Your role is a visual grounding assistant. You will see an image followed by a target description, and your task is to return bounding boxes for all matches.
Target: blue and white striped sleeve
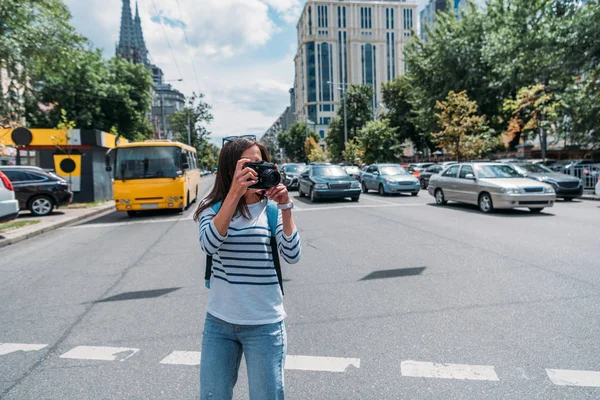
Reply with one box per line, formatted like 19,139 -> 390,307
199,208 -> 227,256
275,210 -> 301,264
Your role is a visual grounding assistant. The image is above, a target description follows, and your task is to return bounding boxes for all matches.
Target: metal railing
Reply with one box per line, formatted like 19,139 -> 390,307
560,164 -> 600,190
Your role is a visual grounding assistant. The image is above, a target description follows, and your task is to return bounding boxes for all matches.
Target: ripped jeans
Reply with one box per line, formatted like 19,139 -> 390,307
200,313 -> 286,400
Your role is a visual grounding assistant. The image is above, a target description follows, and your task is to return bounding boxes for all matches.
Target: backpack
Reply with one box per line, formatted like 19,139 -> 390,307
204,200 -> 284,295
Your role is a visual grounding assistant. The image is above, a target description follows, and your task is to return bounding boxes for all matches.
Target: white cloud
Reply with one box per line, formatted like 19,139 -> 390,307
64,0 -> 296,144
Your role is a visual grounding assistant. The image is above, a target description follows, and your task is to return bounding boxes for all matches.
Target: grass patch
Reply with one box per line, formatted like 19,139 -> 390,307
0,220 -> 40,233
67,201 -> 107,209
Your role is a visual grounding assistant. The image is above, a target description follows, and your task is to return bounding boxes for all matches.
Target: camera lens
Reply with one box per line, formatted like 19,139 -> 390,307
261,169 -> 281,188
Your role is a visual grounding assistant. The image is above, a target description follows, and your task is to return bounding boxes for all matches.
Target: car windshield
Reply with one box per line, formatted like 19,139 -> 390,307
343,166 -> 360,174
380,166 -> 408,176
284,165 -> 305,173
115,146 -> 181,180
514,164 -> 553,174
475,164 -> 522,178
312,166 -> 348,177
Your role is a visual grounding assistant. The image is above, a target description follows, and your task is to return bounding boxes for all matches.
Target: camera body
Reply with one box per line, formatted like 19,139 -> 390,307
244,161 -> 281,190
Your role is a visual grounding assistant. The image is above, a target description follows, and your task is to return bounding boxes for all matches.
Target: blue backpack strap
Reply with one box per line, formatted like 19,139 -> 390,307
204,201 -> 223,289
266,201 -> 284,295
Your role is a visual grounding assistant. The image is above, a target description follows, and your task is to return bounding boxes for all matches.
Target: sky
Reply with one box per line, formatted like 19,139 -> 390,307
63,0 -> 429,144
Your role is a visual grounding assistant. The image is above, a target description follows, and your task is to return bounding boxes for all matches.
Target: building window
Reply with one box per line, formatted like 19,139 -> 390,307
403,8 -> 413,30
318,43 -> 333,104
337,6 -> 346,28
319,130 -> 325,139
386,32 -> 396,81
308,105 -> 317,123
338,30 -> 348,87
360,7 -> 372,29
317,5 -> 328,28
386,8 -> 395,29
361,43 -> 377,110
306,42 -> 316,103
308,6 -> 312,35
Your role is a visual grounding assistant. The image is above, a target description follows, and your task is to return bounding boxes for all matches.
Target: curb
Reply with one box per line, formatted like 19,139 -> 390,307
0,204 -> 115,250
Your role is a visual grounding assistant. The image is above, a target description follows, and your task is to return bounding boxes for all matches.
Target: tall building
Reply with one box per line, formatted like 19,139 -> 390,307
117,0 -> 149,66
116,0 -> 185,140
294,0 -> 418,141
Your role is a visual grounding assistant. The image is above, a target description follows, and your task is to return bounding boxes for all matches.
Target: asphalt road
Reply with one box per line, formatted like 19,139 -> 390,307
1,176 -> 599,400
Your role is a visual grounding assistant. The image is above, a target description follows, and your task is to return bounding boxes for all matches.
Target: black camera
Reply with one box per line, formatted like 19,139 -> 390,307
244,161 -> 281,190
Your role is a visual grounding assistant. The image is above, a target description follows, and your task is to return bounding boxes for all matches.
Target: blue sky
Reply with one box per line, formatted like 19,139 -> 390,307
64,0 -> 428,144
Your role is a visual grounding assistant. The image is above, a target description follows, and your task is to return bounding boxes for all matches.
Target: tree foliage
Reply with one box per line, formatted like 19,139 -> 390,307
381,75 -> 421,148
357,119 -> 401,165
278,122 -> 319,162
169,92 -> 213,149
342,138 -> 364,164
434,91 -> 497,162
305,136 -> 328,163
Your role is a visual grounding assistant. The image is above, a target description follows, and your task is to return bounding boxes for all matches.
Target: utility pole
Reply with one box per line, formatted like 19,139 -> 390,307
160,94 -> 167,140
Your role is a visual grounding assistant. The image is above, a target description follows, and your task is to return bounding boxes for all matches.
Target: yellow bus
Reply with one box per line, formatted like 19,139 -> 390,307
106,140 -> 201,217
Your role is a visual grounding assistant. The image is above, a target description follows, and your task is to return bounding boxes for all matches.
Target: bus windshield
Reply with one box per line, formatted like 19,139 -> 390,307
115,146 -> 181,180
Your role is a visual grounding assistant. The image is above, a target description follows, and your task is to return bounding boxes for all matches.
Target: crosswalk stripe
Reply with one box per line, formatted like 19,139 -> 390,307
285,355 -> 360,372
0,343 -> 47,356
60,346 -> 139,362
160,351 -> 201,366
401,360 -> 500,381
546,368 -> 600,387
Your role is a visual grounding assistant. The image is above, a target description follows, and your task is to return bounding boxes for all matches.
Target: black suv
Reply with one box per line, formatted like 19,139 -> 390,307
0,166 -> 72,216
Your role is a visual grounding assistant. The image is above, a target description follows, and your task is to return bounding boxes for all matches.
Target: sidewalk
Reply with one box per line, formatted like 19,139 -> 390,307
0,201 -> 115,249
582,191 -> 599,201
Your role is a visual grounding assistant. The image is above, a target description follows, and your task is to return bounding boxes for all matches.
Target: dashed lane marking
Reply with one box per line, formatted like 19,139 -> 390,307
401,360 -> 500,381
160,351 -> 201,366
59,346 -> 140,362
0,343 -> 48,356
546,368 -> 600,387
285,355 -> 360,372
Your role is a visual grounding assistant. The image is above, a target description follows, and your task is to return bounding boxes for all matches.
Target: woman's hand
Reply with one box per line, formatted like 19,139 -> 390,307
266,184 -> 291,205
229,158 -> 258,200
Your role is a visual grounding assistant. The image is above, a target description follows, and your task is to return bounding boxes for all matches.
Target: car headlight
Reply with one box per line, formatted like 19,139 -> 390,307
351,181 -> 360,188
413,179 -> 419,184
314,183 -> 328,190
502,188 -> 521,194
545,186 -> 555,194
385,178 -> 395,184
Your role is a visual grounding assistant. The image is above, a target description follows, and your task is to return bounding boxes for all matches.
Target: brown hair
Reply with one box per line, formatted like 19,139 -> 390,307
193,137 -> 271,222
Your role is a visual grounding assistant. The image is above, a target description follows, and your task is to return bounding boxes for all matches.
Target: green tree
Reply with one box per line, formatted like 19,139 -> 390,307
169,92 -> 214,149
342,138 -> 364,165
305,136 -> 328,163
434,91 -> 494,162
326,84 -> 374,160
198,142 -> 219,170
381,75 -> 422,148
503,84 -> 561,157
357,119 -> 401,165
278,122 -> 319,162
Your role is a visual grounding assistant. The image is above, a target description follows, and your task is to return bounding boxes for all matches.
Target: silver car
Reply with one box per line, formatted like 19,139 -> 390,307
428,163 -> 556,213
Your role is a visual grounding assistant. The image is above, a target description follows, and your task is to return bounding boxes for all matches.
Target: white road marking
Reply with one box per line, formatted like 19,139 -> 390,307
294,203 -> 423,213
160,351 -> 201,366
60,346 -> 139,362
546,368 -> 600,387
401,360 -> 500,381
0,343 -> 47,356
285,355 -> 360,372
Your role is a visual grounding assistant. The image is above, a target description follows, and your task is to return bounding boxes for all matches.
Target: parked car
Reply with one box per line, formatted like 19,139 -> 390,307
419,164 -> 444,189
342,165 -> 362,180
511,163 -> 583,201
596,176 -> 600,197
401,163 -> 420,177
428,163 -> 555,213
411,162 -> 436,172
298,165 -> 361,202
0,166 -> 72,216
0,170 -> 20,223
281,163 -> 307,190
550,159 -> 590,173
361,164 -> 420,196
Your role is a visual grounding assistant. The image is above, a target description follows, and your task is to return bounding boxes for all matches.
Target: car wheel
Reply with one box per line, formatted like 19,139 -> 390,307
310,188 -> 317,203
478,192 -> 494,213
298,187 -> 305,197
29,195 -> 54,216
529,208 -> 544,213
127,211 -> 138,217
411,192 -> 419,197
362,182 -> 368,193
435,189 -> 447,205
420,179 -> 427,189
378,184 -> 386,196
351,196 -> 359,202
563,197 -> 573,202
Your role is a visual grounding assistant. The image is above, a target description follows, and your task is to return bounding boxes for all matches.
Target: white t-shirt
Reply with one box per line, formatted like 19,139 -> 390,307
199,201 -> 301,325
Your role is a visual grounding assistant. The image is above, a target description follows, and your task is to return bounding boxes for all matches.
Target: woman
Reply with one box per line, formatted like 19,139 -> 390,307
194,137 -> 301,400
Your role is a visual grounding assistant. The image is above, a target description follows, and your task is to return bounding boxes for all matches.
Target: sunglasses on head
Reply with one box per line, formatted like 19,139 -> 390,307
222,135 -> 257,146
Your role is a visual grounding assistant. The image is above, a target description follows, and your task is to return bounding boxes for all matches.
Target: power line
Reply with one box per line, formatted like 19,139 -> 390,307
174,0 -> 203,92
150,0 -> 184,80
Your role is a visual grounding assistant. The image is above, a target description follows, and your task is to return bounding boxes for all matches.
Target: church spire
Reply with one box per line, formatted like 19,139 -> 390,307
132,1 -> 149,66
117,0 -> 134,59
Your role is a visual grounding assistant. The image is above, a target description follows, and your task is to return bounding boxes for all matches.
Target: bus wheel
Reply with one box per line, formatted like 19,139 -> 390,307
127,211 -> 138,217
186,191 -> 190,209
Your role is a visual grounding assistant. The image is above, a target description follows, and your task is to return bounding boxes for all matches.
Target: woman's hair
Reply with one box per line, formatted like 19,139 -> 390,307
193,137 -> 271,222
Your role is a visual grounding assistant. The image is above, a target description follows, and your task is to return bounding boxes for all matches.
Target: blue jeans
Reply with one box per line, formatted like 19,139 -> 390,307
200,313 -> 286,400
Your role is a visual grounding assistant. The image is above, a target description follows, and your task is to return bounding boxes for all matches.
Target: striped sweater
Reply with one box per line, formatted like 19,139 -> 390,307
199,200 -> 301,325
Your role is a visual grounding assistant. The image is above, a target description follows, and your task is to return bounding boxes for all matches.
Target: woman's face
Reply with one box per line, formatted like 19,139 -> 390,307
241,144 -> 262,163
